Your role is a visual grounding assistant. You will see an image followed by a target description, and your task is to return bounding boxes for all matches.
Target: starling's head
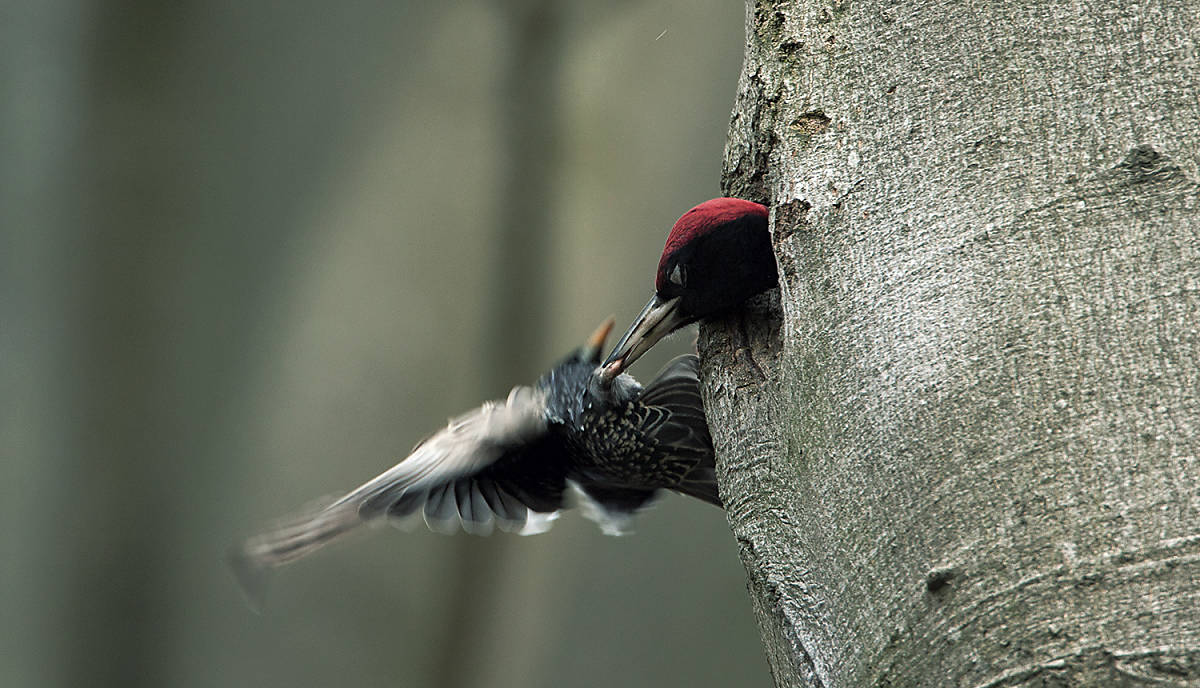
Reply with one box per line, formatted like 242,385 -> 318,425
576,316 -> 615,364
562,319 -> 640,408
602,198 -> 774,378
539,317 -> 617,423
587,359 -> 643,408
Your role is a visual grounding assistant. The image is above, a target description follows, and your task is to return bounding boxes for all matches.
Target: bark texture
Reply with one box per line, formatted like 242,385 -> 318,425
703,1 -> 1200,686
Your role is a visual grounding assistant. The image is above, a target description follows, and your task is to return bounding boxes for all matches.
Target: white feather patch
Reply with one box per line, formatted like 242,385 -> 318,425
570,482 -> 641,536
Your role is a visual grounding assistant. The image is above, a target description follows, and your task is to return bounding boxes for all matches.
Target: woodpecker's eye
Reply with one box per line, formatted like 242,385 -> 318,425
669,264 -> 685,287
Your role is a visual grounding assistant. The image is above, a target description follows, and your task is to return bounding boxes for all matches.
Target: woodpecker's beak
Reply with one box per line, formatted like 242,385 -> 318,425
580,316 -> 616,362
601,294 -> 688,378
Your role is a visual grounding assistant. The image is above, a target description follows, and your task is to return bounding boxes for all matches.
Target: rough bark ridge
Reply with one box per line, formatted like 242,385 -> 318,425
703,2 -> 1200,686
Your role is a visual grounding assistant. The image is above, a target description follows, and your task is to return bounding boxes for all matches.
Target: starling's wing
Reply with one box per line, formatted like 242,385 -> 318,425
351,385 -> 567,535
231,385 -> 569,601
380,429 -> 568,537
636,355 -> 721,506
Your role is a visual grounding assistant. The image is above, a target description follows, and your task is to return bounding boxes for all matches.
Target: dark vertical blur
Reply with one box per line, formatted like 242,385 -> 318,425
439,3 -> 563,687
2,1 -> 769,687
485,0 -> 564,378
64,4 -> 193,685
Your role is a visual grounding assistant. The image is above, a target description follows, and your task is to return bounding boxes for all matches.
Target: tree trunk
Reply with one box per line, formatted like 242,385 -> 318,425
704,1 -> 1200,686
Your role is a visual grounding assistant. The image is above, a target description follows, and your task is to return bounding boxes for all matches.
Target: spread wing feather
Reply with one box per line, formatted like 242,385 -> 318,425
231,385 -> 568,604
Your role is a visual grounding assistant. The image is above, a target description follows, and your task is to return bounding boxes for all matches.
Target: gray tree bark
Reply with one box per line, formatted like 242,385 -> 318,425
703,1 -> 1200,686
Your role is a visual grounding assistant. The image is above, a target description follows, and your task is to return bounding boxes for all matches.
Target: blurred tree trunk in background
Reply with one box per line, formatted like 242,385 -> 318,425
703,1 -> 1200,686
2,4 -> 91,687
438,2 -> 563,687
5,3 -> 451,686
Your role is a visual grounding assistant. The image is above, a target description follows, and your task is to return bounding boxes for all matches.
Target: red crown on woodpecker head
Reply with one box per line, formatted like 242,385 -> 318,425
655,198 -> 768,292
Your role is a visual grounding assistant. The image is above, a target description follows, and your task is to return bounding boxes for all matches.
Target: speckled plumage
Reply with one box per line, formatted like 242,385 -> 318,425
566,353 -> 718,515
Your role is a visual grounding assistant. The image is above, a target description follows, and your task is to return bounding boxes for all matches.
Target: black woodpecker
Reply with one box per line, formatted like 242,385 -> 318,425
232,318 -> 717,601
603,198 -> 776,377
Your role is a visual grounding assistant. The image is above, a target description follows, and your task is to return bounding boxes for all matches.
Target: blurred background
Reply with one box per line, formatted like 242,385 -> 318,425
3,1 -> 767,686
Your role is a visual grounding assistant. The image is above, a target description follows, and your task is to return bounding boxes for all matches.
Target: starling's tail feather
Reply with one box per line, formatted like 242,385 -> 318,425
672,468 -> 722,507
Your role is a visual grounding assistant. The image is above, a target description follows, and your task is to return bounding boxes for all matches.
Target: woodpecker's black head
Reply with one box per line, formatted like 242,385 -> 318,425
603,198 -> 774,376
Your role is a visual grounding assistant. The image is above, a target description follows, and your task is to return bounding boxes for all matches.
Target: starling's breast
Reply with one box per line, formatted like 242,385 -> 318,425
539,358 -> 681,488
569,401 -> 675,486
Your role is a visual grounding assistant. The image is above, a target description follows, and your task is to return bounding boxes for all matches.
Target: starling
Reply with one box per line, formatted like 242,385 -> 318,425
604,198 -> 775,376
231,318 -> 717,601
